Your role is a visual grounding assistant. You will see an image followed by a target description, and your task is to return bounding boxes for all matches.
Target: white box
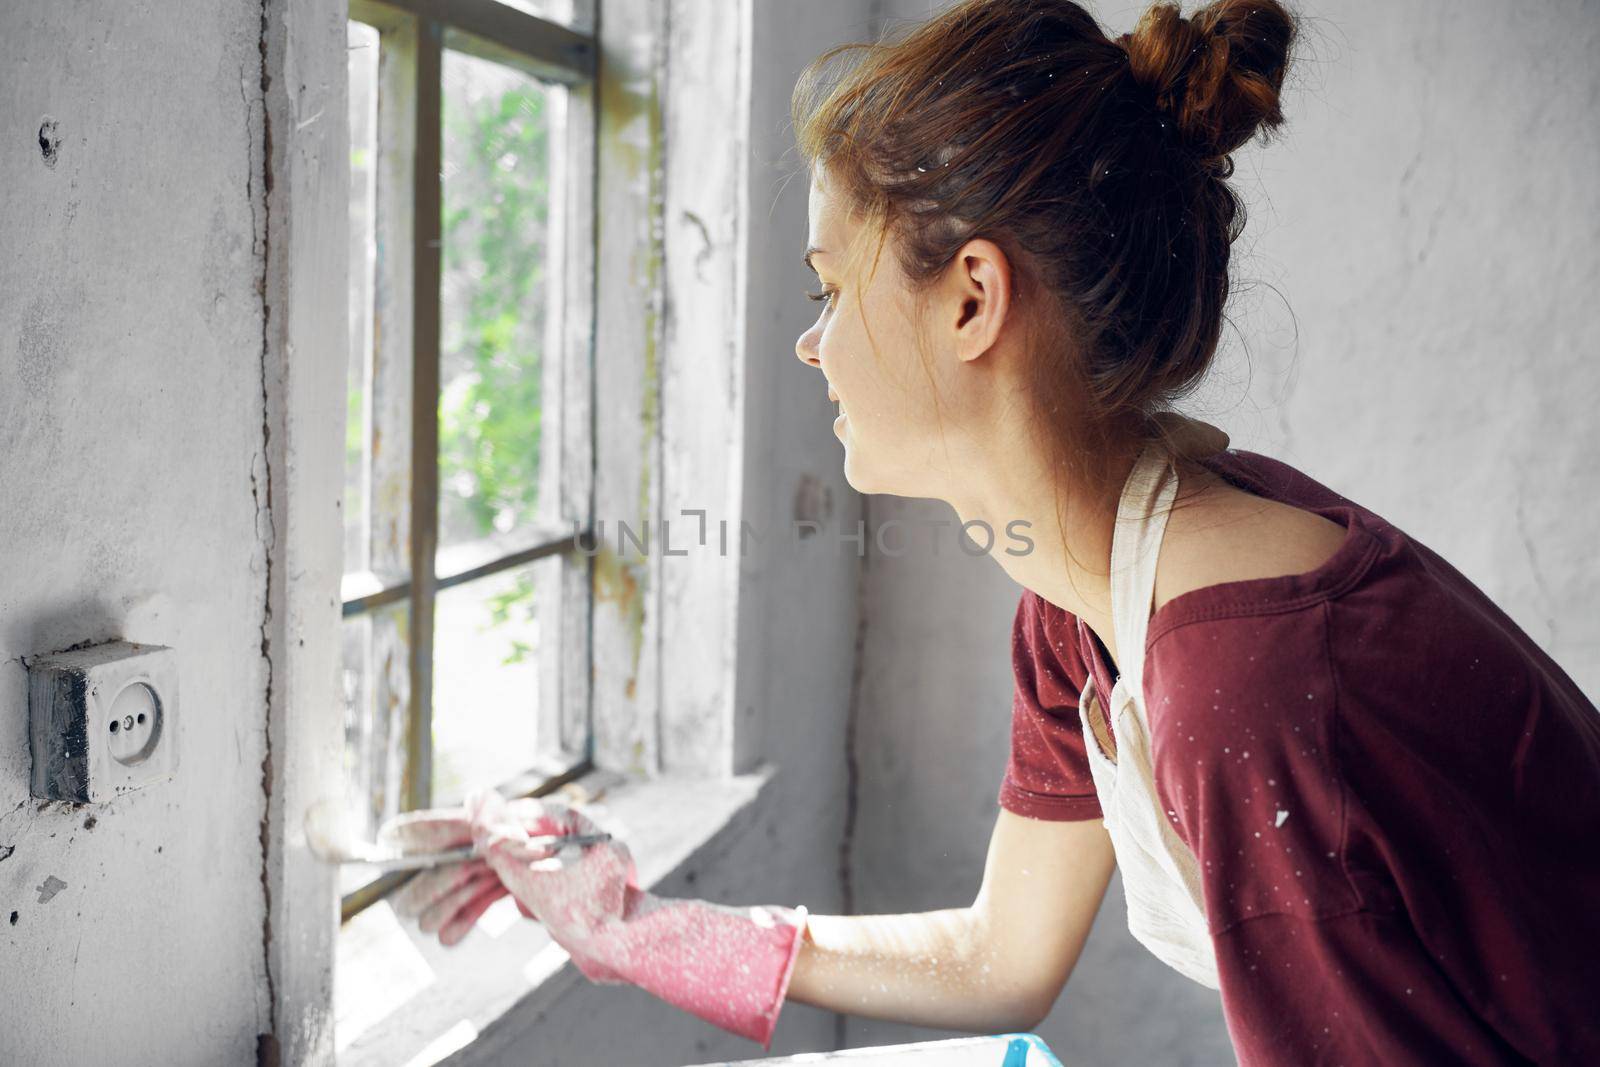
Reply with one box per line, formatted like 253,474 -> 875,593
28,640 -> 179,803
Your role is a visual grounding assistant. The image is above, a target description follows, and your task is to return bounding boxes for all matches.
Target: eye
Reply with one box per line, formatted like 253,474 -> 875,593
806,287 -> 837,312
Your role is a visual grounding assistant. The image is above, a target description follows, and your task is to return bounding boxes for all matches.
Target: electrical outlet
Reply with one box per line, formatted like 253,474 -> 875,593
28,640 -> 179,803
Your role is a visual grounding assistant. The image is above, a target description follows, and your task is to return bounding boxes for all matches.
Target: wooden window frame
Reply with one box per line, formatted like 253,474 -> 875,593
342,0 -> 599,920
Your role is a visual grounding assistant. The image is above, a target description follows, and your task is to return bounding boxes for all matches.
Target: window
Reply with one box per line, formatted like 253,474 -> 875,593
340,0 -> 598,919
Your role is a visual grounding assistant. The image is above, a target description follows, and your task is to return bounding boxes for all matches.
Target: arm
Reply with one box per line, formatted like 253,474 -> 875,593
785,806 -> 1115,1033
397,588 -> 1112,1045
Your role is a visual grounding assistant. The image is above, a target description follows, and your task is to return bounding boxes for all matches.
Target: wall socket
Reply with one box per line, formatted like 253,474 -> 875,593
28,640 -> 179,803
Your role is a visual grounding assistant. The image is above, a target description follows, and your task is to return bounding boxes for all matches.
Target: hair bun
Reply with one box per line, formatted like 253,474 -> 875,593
1117,0 -> 1296,168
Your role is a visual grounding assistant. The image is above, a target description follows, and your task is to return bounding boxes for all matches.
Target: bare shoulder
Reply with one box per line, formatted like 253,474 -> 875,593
1152,468 -> 1348,615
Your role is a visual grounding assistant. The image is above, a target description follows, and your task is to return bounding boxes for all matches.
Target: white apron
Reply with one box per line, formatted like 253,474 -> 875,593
1076,441 -> 1221,989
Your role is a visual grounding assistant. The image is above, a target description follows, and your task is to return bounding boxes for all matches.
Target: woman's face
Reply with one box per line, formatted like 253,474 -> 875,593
795,168 -> 1001,499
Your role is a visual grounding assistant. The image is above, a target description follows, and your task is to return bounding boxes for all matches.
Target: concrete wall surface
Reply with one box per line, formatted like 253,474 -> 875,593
0,1 -> 277,1062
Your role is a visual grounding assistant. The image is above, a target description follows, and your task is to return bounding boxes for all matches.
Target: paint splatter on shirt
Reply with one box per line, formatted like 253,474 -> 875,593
999,447 -> 1600,1064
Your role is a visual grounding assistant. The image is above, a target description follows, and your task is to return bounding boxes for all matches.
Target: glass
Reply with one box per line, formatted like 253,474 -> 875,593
430,559 -> 550,805
438,50 -> 560,568
490,0 -> 595,34
339,602 -> 411,895
344,20 -> 380,576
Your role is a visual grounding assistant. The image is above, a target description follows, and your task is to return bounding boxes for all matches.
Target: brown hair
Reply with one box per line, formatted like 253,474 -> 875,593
792,0 -> 1299,582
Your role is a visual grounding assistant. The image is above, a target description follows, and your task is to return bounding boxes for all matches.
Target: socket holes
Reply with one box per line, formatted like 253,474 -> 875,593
106,682 -> 162,766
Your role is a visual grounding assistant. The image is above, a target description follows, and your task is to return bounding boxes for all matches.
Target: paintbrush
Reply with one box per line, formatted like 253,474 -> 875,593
303,797 -> 612,871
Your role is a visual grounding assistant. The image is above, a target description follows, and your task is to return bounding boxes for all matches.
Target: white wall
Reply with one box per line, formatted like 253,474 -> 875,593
0,1 -> 276,1061
851,0 -> 1600,1063
2,0 -> 345,1061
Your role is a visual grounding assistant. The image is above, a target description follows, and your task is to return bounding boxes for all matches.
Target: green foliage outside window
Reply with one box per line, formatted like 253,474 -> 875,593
438,76 -> 551,669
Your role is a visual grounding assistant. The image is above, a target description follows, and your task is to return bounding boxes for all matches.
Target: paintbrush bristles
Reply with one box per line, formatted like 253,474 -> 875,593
303,796 -> 369,862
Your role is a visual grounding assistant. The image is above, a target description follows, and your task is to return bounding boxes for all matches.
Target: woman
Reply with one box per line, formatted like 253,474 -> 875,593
385,0 -> 1600,1061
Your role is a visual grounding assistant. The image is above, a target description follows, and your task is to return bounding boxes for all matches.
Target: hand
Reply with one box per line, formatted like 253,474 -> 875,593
466,789 -> 809,1050
466,788 -> 638,983
379,795 -> 570,946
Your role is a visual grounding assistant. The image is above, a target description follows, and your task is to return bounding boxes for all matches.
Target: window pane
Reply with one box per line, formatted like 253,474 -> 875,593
438,50 -> 559,565
491,0 -> 595,34
339,601 -> 411,895
431,559 -> 551,805
344,20 -> 380,576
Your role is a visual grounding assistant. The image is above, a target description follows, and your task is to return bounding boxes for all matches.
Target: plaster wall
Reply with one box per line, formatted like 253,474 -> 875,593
850,0 -> 1600,1063
0,1 -> 277,1062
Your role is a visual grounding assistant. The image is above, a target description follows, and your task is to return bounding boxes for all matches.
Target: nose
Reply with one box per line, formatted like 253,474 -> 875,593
794,320 -> 821,368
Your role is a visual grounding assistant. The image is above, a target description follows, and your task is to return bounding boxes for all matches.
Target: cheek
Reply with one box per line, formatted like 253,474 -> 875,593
816,319 -> 847,379
820,346 -> 862,406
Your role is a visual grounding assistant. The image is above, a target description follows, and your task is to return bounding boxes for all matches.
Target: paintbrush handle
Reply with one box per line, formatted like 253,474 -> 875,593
360,830 -> 615,872
527,830 -> 614,850
362,845 -> 477,872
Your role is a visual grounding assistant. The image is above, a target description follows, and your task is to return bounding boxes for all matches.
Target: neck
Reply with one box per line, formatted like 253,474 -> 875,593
942,430 -> 1142,666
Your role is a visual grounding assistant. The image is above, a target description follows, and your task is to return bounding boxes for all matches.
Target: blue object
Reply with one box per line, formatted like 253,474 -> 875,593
682,1030 -> 1068,1065
998,1033 -> 1064,1067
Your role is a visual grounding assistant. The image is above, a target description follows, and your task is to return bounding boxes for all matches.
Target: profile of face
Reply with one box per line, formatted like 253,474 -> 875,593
794,166 -> 1014,501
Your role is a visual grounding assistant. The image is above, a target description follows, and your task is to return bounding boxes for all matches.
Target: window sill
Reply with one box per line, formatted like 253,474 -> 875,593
334,762 -> 781,1066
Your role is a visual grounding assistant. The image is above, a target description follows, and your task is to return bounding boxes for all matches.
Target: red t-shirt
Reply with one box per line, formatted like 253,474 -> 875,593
999,447 -> 1600,1065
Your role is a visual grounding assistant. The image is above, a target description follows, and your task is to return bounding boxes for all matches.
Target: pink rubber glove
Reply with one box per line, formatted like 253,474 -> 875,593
379,797 -> 561,945
467,788 -> 810,1051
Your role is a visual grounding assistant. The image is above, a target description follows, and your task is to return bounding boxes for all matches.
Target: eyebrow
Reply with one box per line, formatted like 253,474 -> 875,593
803,246 -> 827,275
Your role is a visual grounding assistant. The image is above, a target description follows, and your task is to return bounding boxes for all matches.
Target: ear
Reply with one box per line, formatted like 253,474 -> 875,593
945,237 -> 1012,365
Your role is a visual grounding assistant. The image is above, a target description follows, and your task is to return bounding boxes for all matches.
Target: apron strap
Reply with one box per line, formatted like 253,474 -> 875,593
1109,442 -> 1180,701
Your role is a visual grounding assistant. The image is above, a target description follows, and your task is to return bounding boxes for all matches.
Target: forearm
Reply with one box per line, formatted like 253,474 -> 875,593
783,906 -> 1043,1033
